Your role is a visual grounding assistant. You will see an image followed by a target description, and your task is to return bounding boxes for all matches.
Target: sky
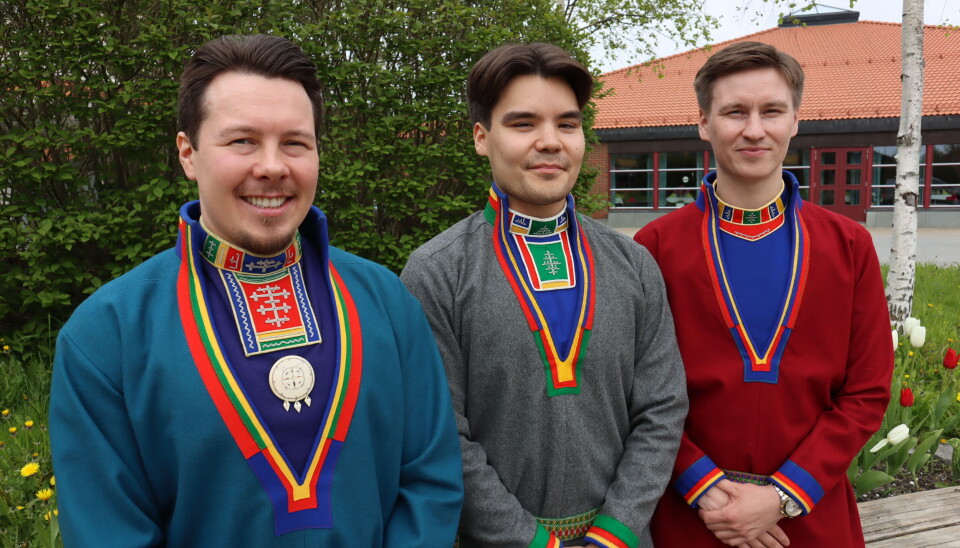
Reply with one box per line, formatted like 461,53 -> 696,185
591,0 -> 960,72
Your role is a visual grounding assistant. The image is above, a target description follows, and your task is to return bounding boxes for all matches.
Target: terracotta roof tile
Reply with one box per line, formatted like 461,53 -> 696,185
595,21 -> 960,129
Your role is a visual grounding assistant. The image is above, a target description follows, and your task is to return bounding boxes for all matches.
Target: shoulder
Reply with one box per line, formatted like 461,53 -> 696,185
327,245 -> 416,304
578,215 -> 664,281
633,205 -> 701,256
405,211 -> 488,265
799,201 -> 874,246
58,248 -> 179,352
67,249 -> 178,318
328,245 -> 398,280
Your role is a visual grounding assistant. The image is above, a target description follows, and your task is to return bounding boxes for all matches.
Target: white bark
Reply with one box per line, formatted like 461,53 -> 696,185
886,0 -> 924,328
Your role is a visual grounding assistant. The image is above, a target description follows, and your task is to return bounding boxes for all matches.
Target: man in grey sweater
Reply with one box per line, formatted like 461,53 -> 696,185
401,42 -> 687,548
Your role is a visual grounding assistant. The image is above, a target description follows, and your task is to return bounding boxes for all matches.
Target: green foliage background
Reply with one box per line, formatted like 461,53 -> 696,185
0,0 -> 607,343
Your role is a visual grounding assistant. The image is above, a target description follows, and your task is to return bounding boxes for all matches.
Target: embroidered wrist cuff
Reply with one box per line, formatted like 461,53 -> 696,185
528,524 -> 563,548
584,515 -> 639,548
537,506 -> 599,540
674,456 -> 726,507
769,460 -> 824,515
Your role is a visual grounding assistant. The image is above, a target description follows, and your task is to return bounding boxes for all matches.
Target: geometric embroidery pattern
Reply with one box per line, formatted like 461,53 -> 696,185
221,265 -> 321,356
515,232 -> 576,291
717,187 -> 787,241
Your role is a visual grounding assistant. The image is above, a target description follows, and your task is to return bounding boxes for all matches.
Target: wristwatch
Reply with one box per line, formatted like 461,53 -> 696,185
772,484 -> 803,518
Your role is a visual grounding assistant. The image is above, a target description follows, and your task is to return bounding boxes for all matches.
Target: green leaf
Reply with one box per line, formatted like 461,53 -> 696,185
908,429 -> 943,475
854,470 -> 895,496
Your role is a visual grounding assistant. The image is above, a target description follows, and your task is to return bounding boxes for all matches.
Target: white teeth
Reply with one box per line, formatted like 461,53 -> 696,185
247,197 -> 285,208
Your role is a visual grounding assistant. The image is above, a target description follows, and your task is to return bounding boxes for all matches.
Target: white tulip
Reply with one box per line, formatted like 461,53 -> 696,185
869,424 -> 911,452
909,325 -> 926,348
887,424 -> 910,445
891,329 -> 898,352
902,317 -> 920,337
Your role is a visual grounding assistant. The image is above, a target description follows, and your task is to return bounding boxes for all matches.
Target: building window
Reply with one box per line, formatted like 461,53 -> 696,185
658,151 -> 702,208
931,144 -> 960,206
783,148 -> 811,201
871,145 -> 898,206
871,145 -> 937,207
610,153 -> 653,207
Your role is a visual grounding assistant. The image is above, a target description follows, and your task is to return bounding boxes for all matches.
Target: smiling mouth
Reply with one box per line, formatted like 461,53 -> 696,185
245,196 -> 288,208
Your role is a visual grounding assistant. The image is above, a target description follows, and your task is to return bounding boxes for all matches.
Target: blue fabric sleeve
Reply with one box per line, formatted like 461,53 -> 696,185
50,328 -> 165,547
382,284 -> 464,547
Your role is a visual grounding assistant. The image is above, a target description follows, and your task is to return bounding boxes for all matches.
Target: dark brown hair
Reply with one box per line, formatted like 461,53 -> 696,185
177,35 -> 322,148
467,42 -> 593,129
694,41 -> 804,113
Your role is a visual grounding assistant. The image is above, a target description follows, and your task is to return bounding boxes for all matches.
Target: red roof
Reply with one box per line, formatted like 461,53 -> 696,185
595,21 -> 960,129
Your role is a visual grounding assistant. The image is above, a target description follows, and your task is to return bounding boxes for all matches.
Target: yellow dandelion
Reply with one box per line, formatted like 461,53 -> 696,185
927,303 -> 934,308
8,426 -> 16,434
15,505 -> 23,511
904,374 -> 910,378
2,345 -> 8,351
36,488 -> 54,502
50,475 -> 55,486
54,508 -> 58,516
942,438 -> 949,444
909,351 -> 915,357
20,462 -> 39,477
31,452 -> 37,457
24,420 -> 33,428
1,409 -> 9,417
44,511 -> 51,521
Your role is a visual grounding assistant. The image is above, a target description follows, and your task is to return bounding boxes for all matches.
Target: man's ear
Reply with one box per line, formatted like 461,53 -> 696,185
698,108 -> 711,142
473,122 -> 490,157
176,132 -> 198,181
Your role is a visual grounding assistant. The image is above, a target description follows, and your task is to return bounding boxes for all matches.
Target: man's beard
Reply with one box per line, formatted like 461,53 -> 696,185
235,216 -> 297,256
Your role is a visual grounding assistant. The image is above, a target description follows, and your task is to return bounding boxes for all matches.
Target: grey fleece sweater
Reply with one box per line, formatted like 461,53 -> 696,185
401,210 -> 687,548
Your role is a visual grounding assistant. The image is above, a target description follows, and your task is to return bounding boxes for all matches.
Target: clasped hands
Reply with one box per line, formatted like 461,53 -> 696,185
697,479 -> 791,548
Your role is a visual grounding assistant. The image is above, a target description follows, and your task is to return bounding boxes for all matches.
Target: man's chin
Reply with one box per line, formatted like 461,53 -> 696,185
237,230 -> 298,256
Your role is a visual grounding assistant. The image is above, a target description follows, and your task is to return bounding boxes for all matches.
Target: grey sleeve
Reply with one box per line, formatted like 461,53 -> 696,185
596,245 -> 688,540
401,249 -> 546,547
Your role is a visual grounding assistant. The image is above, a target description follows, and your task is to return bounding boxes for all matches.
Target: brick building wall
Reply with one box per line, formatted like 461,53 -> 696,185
585,141 -> 610,219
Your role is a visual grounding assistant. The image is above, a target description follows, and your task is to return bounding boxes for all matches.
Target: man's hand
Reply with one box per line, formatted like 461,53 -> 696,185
736,524 -> 791,548
698,480 -> 788,546
698,483 -> 732,511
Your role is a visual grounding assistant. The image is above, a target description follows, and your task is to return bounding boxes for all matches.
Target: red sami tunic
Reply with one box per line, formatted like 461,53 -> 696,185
635,179 -> 893,547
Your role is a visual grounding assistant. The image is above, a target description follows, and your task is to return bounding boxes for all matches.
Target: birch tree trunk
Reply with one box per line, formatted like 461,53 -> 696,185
886,0 -> 925,328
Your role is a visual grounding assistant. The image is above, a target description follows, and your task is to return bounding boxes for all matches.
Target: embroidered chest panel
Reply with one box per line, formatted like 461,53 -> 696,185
486,188 -> 596,396
700,184 -> 809,383
177,219 -> 363,534
221,266 -> 322,356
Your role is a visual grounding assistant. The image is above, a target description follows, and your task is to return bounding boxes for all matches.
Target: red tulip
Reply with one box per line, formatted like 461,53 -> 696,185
900,387 -> 915,407
944,348 -> 958,370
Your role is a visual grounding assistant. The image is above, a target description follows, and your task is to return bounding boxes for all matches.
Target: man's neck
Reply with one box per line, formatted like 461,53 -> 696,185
713,172 -> 784,210
507,197 -> 568,219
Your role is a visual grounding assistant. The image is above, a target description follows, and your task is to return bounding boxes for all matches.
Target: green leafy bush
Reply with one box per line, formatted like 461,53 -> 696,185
0,0 -> 598,343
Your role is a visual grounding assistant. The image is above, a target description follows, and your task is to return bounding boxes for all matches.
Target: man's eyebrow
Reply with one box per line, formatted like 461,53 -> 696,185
500,111 -> 537,124
499,110 -> 583,124
217,126 -> 315,139
717,100 -> 791,111
217,125 -> 261,138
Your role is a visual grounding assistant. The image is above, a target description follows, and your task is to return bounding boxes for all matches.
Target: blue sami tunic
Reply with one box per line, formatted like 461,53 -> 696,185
50,202 -> 463,547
